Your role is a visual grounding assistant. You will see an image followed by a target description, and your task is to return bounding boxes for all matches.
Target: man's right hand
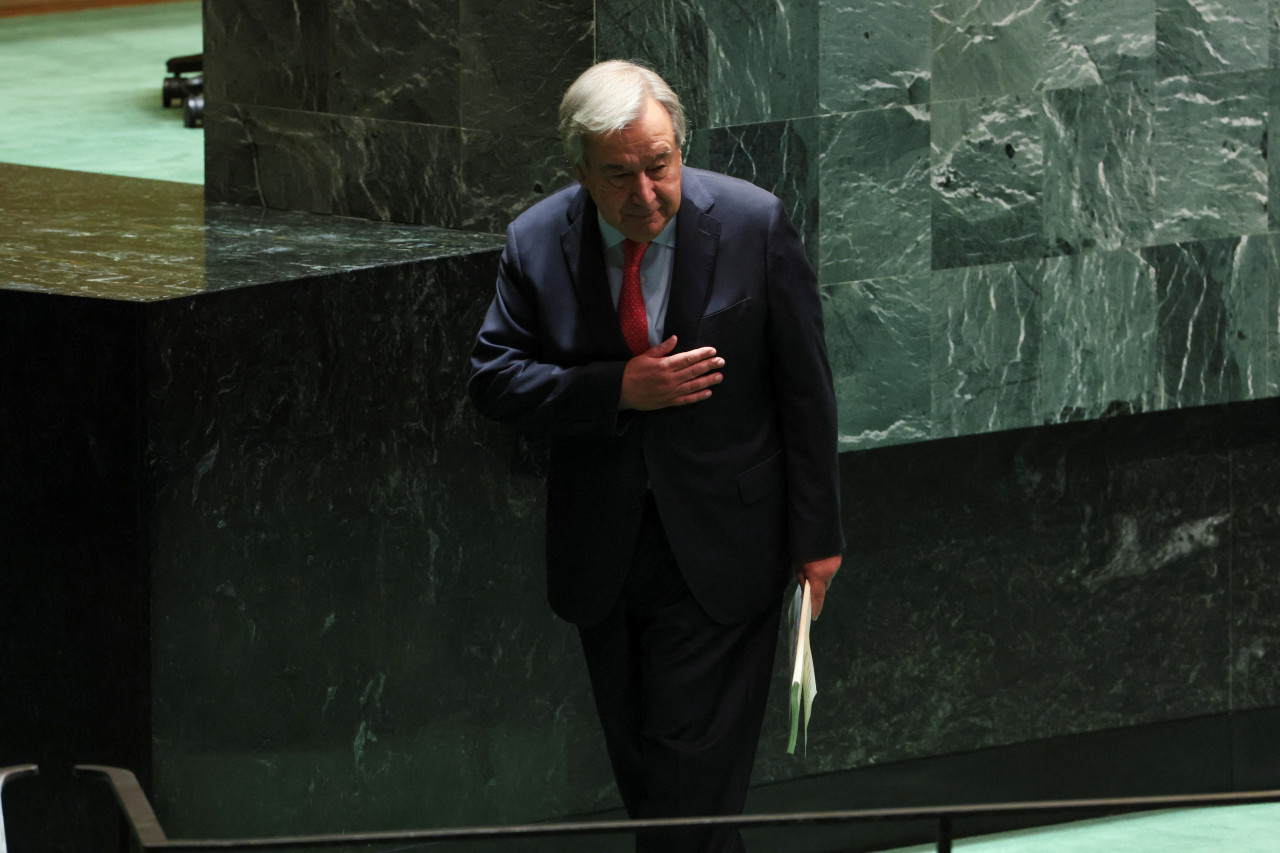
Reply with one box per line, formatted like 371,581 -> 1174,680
619,335 -> 724,411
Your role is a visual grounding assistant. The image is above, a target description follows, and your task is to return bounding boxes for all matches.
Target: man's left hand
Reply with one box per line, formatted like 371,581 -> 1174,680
796,554 -> 841,620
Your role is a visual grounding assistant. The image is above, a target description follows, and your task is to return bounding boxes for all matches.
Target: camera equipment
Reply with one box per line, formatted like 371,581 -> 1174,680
162,54 -> 204,128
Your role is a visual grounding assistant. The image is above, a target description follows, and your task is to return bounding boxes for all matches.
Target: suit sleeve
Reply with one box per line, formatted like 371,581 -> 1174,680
764,199 -> 847,563
469,223 -> 628,436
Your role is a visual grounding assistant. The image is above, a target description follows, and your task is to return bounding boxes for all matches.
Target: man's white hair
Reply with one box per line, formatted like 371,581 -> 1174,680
558,60 -> 687,168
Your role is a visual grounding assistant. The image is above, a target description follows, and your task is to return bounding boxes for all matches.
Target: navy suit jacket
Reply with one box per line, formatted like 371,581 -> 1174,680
470,167 -> 844,626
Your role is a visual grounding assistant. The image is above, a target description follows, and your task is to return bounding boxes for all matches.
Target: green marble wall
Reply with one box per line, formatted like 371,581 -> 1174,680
207,0 -> 1280,450
600,0 -> 1280,450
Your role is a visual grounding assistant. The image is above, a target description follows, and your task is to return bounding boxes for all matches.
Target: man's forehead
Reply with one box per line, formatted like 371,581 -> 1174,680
594,142 -> 674,166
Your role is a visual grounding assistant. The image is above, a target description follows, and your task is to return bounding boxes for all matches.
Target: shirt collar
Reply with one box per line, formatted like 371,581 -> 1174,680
597,213 -> 678,251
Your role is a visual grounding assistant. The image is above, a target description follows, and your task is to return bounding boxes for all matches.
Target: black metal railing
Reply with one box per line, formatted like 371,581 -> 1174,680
73,764 -> 1280,853
0,765 -> 39,853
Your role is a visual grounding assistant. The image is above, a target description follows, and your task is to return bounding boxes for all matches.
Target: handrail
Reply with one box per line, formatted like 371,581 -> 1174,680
76,764 -> 1280,852
76,765 -> 169,847
0,765 -> 39,853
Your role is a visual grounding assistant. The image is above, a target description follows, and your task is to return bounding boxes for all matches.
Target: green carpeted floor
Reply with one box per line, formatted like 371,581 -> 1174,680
0,1 -> 202,183
885,801 -> 1280,852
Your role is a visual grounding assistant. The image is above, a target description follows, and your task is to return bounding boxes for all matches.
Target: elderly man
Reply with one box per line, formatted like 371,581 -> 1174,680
469,60 -> 844,853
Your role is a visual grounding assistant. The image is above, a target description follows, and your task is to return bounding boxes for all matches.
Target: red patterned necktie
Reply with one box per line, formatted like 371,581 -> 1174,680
619,239 -> 650,355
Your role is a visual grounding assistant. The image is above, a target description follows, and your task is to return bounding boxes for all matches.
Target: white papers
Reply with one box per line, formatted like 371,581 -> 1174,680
786,579 -> 817,755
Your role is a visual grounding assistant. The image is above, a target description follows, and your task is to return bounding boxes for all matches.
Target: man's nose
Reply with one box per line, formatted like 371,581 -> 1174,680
632,173 -> 657,205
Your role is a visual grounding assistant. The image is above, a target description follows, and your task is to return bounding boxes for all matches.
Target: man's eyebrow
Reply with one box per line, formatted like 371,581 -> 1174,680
600,145 -> 674,173
637,149 -> 674,167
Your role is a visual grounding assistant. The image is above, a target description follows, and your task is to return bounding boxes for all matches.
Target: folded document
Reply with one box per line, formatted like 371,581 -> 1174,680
787,579 -> 816,755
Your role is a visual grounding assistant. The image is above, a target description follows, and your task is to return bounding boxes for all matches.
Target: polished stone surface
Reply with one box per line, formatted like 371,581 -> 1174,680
930,260 -> 1043,438
140,254 -> 607,836
708,118 -> 821,255
818,106 -> 932,284
1157,0 -> 1269,79
705,0 -> 819,127
820,0 -> 930,113
1152,70 -> 1268,246
1037,249 -> 1158,424
931,0 -> 1047,102
787,405 -> 1241,776
931,94 -> 1047,271
1144,235 -> 1274,408
1042,80 -> 1155,256
204,0 -> 589,235
0,164 -> 504,302
824,275 -> 934,448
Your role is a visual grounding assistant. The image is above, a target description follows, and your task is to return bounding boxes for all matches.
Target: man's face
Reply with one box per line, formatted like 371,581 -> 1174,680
575,98 -> 683,244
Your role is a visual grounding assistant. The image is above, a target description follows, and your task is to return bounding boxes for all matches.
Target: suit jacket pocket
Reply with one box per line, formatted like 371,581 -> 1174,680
737,449 -> 783,504
698,297 -> 752,334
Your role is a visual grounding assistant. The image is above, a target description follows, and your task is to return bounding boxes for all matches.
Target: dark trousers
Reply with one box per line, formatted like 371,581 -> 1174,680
578,495 -> 782,853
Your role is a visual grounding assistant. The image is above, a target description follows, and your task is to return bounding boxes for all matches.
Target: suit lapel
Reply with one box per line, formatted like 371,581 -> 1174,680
665,170 -> 721,346
561,188 -> 629,354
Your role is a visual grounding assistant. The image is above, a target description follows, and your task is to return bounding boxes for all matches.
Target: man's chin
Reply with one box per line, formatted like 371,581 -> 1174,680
621,217 -> 665,243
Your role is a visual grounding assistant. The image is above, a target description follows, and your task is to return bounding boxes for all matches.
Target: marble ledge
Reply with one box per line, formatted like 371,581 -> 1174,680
0,164 -> 506,302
